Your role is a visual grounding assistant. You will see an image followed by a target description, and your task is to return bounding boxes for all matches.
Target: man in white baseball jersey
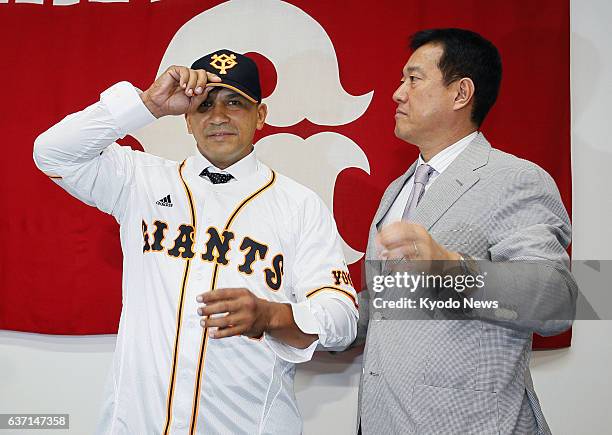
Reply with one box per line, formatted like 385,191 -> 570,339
34,49 -> 358,434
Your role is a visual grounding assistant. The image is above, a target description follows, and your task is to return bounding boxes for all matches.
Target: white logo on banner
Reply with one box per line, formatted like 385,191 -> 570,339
132,0 -> 372,264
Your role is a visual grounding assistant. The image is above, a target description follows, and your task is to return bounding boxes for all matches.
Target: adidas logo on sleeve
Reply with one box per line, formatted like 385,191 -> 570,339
156,195 -> 173,207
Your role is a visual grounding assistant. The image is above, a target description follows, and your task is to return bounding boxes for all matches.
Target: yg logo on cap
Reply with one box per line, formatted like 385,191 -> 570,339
210,53 -> 237,74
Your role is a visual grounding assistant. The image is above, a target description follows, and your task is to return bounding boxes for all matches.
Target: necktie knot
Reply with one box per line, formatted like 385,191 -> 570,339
413,163 -> 433,185
200,167 -> 234,184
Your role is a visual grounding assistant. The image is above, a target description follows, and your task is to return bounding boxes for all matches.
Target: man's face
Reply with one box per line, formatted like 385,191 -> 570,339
392,43 -> 457,145
186,88 -> 267,169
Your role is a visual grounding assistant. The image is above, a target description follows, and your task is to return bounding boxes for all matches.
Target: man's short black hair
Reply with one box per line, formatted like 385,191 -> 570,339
410,28 -> 502,127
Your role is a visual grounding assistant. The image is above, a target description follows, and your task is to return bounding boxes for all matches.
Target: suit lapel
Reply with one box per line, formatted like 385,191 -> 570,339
373,160 -> 418,230
413,133 -> 491,230
368,134 -> 491,264
367,162 -> 417,269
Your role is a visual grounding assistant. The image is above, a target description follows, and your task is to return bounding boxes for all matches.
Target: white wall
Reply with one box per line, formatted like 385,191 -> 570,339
2,1 -> 611,434
527,1 -> 612,434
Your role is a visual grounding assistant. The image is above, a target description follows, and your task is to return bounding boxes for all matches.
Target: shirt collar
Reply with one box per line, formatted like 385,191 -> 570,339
417,131 -> 478,175
193,147 -> 258,181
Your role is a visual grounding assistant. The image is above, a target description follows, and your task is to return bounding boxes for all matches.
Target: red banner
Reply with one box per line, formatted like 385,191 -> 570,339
0,0 -> 570,347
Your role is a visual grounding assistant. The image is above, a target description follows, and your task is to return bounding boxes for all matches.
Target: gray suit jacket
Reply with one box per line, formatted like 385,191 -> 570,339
356,133 -> 577,434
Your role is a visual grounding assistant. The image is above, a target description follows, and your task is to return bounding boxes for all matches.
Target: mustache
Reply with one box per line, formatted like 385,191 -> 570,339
205,128 -> 238,136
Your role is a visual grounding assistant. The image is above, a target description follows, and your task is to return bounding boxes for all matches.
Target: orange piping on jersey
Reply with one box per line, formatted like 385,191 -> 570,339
163,161 -> 197,434
189,170 -> 276,435
306,286 -> 358,308
223,170 -> 276,229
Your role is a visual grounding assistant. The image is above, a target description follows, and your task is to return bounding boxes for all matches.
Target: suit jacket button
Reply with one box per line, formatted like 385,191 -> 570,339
495,307 -> 518,320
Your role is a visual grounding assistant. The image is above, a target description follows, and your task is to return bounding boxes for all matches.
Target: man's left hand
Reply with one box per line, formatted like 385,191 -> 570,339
197,288 -> 271,339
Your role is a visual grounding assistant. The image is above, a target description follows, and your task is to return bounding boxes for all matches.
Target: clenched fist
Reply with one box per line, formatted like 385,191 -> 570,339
140,65 -> 221,118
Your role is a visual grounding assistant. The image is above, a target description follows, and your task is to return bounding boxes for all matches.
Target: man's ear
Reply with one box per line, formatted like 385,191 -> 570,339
453,77 -> 475,111
256,103 -> 268,130
185,114 -> 193,134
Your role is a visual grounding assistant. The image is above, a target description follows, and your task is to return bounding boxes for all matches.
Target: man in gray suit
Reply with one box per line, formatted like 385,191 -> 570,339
356,28 -> 577,434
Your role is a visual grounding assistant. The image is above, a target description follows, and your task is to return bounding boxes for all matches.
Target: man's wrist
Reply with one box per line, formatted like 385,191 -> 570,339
435,250 -> 462,275
457,252 -> 479,275
439,250 -> 478,280
263,301 -> 289,333
139,91 -> 162,119
446,250 -> 462,262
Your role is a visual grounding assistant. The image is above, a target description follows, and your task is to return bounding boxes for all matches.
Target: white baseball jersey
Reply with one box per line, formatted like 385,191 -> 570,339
33,82 -> 358,434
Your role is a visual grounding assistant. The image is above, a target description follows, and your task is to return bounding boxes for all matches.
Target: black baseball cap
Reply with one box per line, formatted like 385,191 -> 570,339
191,49 -> 262,104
